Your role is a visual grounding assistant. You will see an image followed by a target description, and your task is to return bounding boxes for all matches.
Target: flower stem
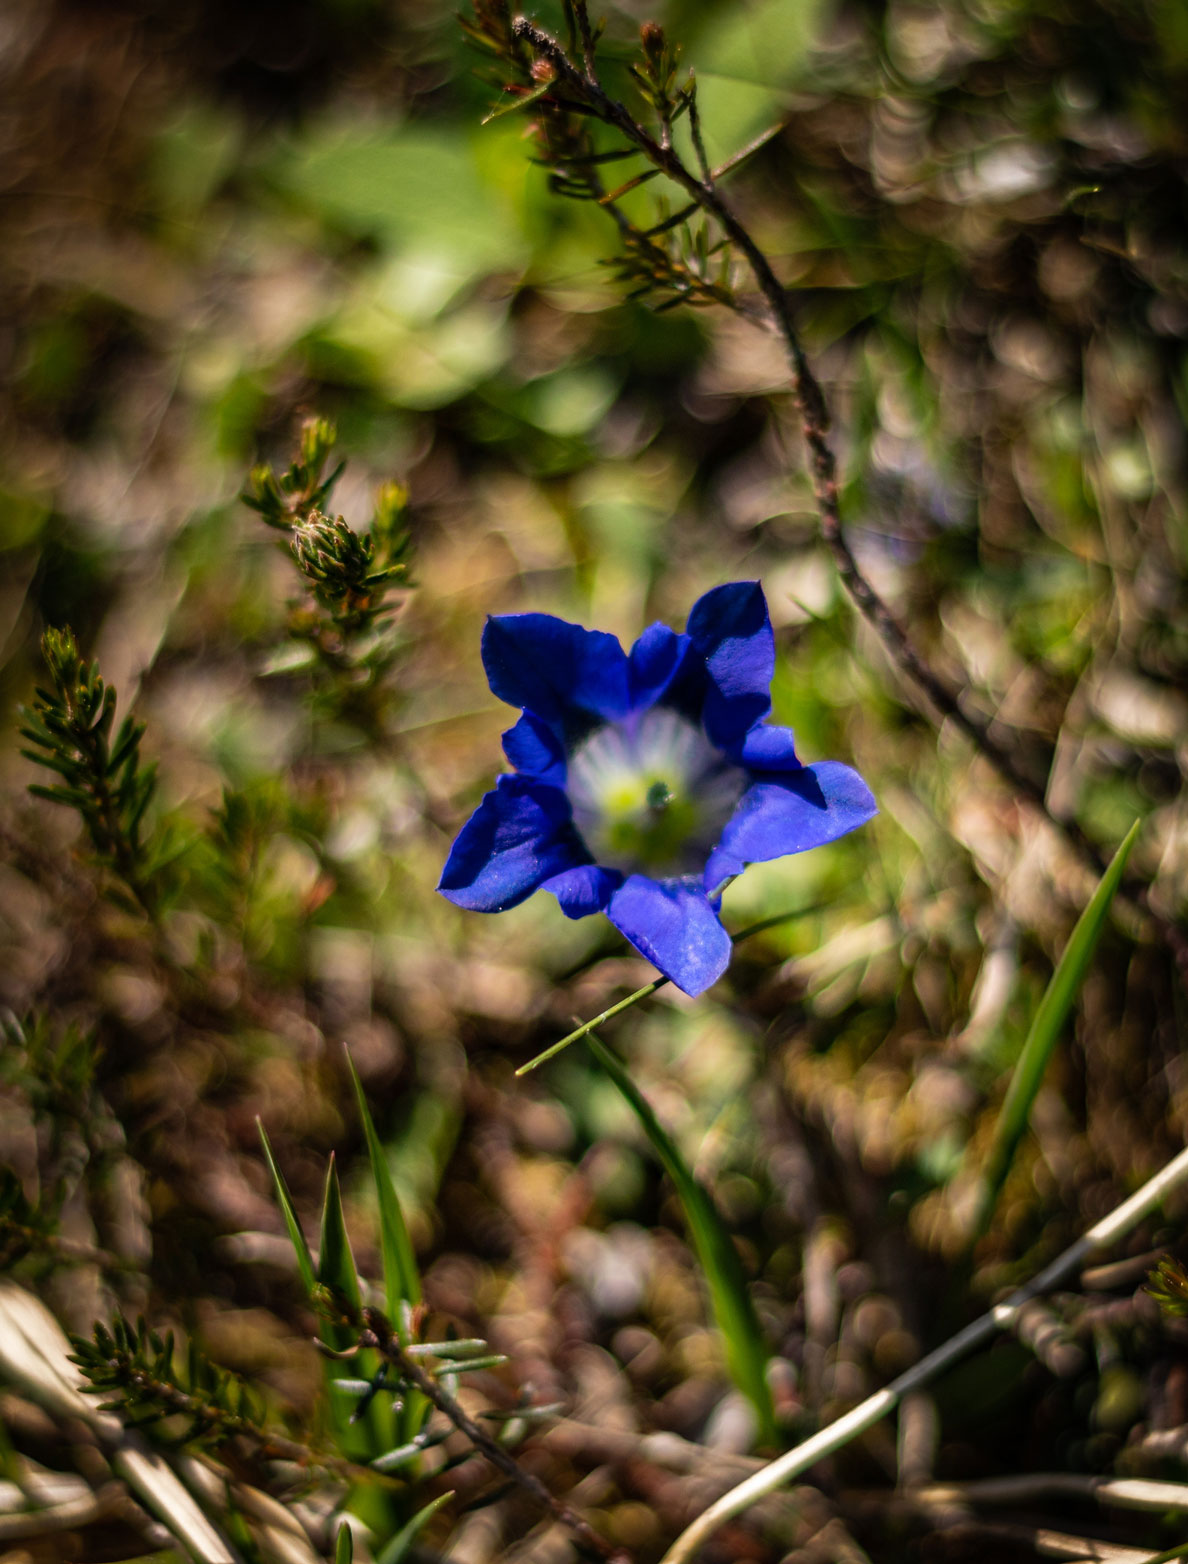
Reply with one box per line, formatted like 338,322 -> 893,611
516,903 -> 821,1076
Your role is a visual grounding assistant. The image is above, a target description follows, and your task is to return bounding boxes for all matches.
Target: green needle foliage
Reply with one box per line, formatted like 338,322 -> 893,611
0,1011 -> 101,1125
0,1168 -> 54,1269
464,2 -> 736,314
244,418 -> 412,739
257,1101 -> 520,1548
242,415 -> 345,526
1147,1255 -> 1188,1319
70,1315 -> 272,1451
19,627 -> 162,915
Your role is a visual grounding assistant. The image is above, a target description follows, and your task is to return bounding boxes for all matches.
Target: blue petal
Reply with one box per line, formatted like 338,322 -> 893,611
704,761 -> 877,888
686,581 -> 775,749
607,875 -> 733,996
438,775 -> 585,912
733,723 -> 801,771
502,712 -> 566,788
628,623 -> 690,711
543,864 -> 622,919
482,614 -> 630,730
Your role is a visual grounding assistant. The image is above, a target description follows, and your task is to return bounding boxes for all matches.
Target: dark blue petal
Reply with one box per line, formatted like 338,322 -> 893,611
704,761 -> 877,888
543,864 -> 622,919
482,613 -> 630,728
502,712 -> 566,788
686,581 -> 775,749
733,723 -> 801,771
438,775 -> 585,912
628,623 -> 689,711
607,875 -> 733,996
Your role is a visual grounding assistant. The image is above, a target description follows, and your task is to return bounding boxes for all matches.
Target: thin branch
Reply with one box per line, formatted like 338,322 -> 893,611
686,77 -> 713,186
508,14 -> 1188,976
906,1473 -> 1188,1516
359,1310 -> 631,1564
573,0 -> 598,78
656,1142 -> 1188,1563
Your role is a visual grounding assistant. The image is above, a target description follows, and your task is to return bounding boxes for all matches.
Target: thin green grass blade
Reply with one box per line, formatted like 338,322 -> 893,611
374,1491 -> 455,1564
345,1050 -> 429,1451
318,1154 -> 363,1345
585,1032 -> 775,1444
972,819 -> 1141,1238
257,1120 -> 317,1295
345,1049 -> 421,1318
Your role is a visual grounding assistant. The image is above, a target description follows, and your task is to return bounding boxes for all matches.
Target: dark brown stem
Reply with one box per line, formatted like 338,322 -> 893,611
686,79 -> 713,186
572,0 -> 598,78
360,1311 -> 631,1563
510,14 -> 1188,977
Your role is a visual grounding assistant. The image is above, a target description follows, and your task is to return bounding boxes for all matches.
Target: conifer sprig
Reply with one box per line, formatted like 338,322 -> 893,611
244,420 -> 412,736
241,415 -> 344,530
70,1315 -> 324,1466
464,2 -> 736,314
20,627 -> 160,916
0,1167 -> 55,1269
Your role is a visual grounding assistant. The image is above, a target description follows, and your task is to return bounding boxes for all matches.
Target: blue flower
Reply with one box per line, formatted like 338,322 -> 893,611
438,581 -> 876,996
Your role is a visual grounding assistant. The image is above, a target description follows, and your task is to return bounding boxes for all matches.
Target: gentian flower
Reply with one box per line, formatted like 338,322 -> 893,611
438,582 -> 876,996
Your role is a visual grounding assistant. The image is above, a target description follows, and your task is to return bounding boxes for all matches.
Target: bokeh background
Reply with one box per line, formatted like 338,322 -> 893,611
2,0 -> 1188,1558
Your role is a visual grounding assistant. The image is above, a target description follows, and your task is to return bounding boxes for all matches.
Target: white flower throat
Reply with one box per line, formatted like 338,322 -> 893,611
566,708 -> 745,874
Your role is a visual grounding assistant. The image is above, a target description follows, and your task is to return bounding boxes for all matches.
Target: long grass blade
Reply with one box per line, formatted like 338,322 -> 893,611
344,1051 -> 430,1453
585,1031 -> 775,1443
971,819 -> 1141,1237
345,1049 -> 421,1318
318,1154 -> 363,1356
257,1120 -> 317,1295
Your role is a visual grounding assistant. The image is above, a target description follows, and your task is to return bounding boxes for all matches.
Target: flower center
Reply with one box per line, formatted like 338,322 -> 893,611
566,708 -> 745,875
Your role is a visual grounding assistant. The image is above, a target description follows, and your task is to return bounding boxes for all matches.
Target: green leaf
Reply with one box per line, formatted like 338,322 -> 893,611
256,1121 -> 316,1296
481,80 -> 556,124
345,1049 -> 421,1319
374,1491 -> 454,1564
335,1521 -> 353,1564
971,819 -> 1142,1237
313,1150 -> 401,1479
318,1153 -> 363,1321
585,1032 -> 775,1444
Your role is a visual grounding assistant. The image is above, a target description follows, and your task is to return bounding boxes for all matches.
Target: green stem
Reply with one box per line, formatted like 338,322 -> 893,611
517,904 -> 821,1076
